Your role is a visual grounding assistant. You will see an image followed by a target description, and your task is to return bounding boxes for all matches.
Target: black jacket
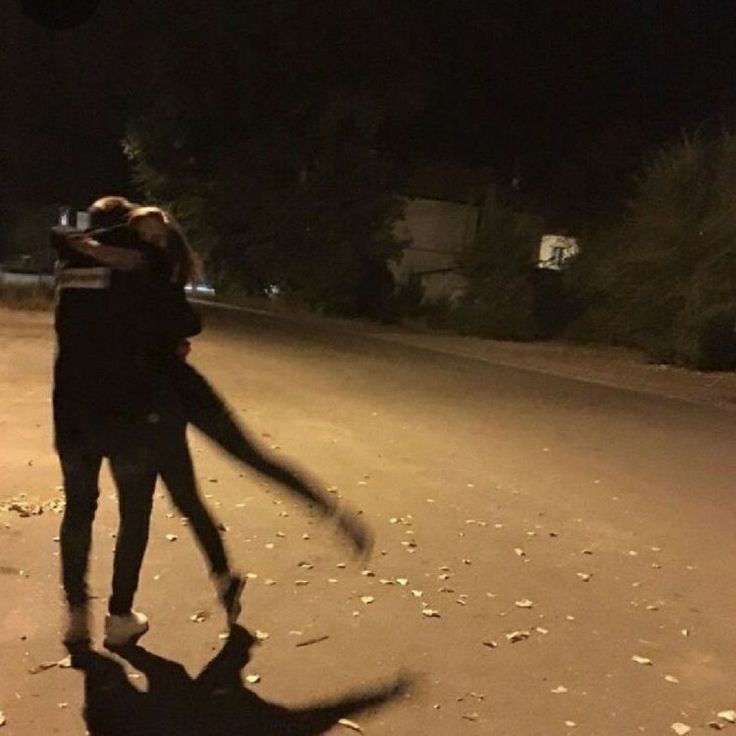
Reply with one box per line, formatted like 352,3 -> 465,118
51,224 -> 201,442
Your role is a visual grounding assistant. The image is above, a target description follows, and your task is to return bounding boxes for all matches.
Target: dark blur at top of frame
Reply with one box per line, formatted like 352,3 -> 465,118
20,0 -> 102,29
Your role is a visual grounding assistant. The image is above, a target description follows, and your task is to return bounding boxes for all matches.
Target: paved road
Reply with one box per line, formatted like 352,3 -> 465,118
1,306 -> 736,735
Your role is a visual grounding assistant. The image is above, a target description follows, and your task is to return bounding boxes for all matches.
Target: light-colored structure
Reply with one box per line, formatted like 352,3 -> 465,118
537,234 -> 580,271
391,197 -> 478,302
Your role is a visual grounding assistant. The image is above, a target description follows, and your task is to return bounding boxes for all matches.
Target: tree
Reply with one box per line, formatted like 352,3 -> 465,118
121,2 -> 430,314
450,188 -> 545,340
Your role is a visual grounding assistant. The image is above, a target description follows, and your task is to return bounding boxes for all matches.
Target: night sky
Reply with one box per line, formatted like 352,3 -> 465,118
2,1 -> 736,224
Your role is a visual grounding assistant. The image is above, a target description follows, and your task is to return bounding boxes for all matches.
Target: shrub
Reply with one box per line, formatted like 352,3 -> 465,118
570,130 -> 736,369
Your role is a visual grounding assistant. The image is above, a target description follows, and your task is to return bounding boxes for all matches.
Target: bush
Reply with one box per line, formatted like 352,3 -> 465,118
571,130 -> 736,369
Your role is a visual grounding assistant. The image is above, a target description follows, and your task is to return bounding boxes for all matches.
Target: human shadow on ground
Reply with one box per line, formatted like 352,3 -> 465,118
71,625 -> 410,736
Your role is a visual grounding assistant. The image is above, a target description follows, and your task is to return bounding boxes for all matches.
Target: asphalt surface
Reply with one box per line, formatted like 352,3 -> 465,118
1,305 -> 736,735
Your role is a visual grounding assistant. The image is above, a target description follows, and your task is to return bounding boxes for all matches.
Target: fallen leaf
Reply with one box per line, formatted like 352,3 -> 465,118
422,608 -> 441,618
0,711 -> 5,727
632,655 -> 652,666
58,656 -> 72,669
395,577 -> 409,586
295,635 -> 329,648
255,630 -> 270,641
190,610 -> 209,623
245,674 -> 261,684
664,675 -> 679,683
462,713 -> 479,722
360,570 -> 375,577
576,573 -> 592,582
338,718 -> 363,732
505,630 -> 531,643
411,590 -> 423,598
551,686 -> 568,694
165,534 -> 178,542
360,596 -> 375,605
515,599 -> 533,609
482,640 -> 498,648
717,711 -> 736,723
295,580 -> 310,586
28,661 -> 58,675
513,548 -> 525,557
671,724 -> 691,736
564,721 -> 577,728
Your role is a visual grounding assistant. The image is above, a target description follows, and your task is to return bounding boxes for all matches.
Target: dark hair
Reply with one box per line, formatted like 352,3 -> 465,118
88,195 -> 138,228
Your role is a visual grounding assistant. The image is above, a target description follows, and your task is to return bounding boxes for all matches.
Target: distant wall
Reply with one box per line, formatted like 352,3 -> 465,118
391,197 -> 478,301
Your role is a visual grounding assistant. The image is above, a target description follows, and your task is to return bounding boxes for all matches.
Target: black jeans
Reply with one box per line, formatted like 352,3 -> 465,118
59,421 -> 157,615
174,362 -> 331,512
156,421 -> 229,576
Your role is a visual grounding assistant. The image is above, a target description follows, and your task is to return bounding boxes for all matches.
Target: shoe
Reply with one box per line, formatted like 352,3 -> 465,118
63,605 -> 91,648
103,610 -> 149,649
212,572 -> 246,626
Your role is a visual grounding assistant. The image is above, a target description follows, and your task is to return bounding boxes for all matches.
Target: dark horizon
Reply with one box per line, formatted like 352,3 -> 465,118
3,0 -> 736,224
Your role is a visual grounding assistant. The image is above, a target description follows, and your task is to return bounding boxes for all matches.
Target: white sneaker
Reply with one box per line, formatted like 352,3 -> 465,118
212,572 -> 246,626
103,610 -> 149,648
63,606 -> 91,648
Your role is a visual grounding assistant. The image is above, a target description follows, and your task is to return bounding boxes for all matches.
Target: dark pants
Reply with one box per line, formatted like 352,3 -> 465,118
156,422 -> 229,575
174,362 -> 329,511
58,420 -> 157,615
